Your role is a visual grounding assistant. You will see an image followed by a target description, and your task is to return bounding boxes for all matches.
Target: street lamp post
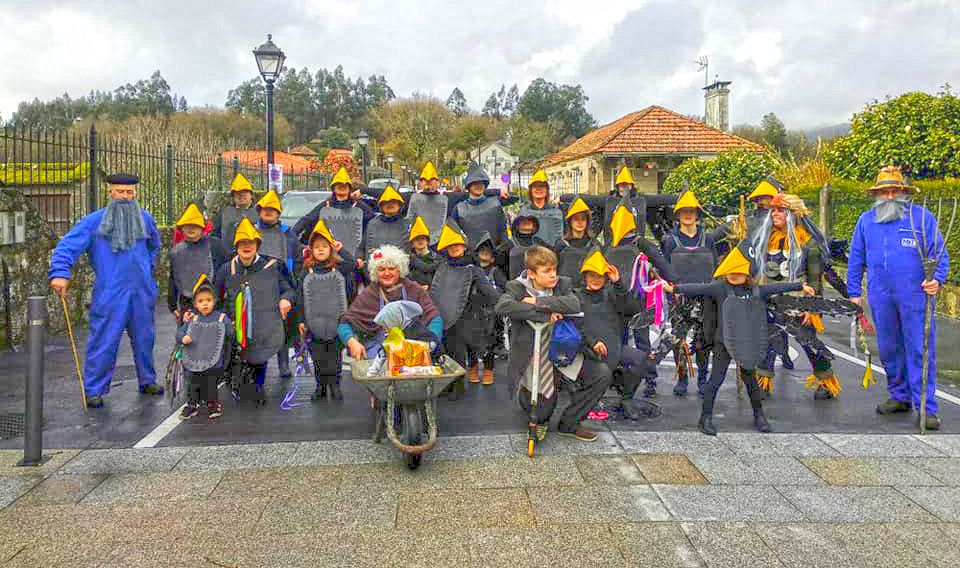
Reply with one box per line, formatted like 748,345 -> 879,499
387,153 -> 394,179
357,129 -> 369,185
253,34 -> 286,169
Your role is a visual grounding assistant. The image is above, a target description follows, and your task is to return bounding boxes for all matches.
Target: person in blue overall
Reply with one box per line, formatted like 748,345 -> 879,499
848,166 -> 950,430
49,173 -> 163,408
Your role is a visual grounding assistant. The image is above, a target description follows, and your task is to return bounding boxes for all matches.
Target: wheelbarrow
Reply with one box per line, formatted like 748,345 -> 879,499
352,354 -> 466,470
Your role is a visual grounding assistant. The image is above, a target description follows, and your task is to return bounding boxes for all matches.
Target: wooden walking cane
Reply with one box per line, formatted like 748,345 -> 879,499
59,294 -> 88,411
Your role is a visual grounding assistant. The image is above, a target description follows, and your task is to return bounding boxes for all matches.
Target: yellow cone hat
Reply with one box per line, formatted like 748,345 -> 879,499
330,166 -> 352,187
614,166 -> 634,186
436,220 -> 467,252
419,161 -> 440,181
256,189 -> 282,212
747,177 -> 783,201
609,204 -> 638,247
233,217 -> 262,245
378,185 -> 405,205
309,218 -> 336,245
229,172 -> 254,193
580,249 -> 610,275
713,245 -> 752,278
408,216 -> 430,242
673,190 -> 702,213
191,273 -> 211,296
175,203 -> 205,228
528,169 -> 548,186
566,197 -> 591,219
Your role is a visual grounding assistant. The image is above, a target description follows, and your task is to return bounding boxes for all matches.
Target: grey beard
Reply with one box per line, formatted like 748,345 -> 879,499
98,198 -> 147,252
873,197 -> 909,223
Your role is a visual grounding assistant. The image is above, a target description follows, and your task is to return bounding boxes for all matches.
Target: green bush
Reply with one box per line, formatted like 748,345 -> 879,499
795,179 -> 960,284
824,90 -> 960,181
663,149 -> 778,214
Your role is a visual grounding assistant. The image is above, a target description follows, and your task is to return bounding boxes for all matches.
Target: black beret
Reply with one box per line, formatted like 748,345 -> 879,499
105,173 -> 139,185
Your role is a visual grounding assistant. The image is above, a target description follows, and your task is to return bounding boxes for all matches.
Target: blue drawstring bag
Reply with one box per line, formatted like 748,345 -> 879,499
549,319 -> 582,367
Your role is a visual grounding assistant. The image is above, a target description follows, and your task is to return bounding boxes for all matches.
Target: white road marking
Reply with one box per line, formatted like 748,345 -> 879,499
827,346 -> 960,407
133,380 -> 227,448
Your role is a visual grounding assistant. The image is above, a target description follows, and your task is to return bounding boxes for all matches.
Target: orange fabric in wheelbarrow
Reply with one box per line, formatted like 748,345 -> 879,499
383,328 -> 433,376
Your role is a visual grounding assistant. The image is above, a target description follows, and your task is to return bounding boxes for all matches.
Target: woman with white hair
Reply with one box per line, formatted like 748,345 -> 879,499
338,244 -> 444,361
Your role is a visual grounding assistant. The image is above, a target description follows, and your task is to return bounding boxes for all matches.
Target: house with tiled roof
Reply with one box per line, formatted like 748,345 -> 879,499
536,104 -> 763,195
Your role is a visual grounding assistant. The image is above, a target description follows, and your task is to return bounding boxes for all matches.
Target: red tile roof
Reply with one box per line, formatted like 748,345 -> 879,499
539,105 -> 763,167
220,150 -> 317,174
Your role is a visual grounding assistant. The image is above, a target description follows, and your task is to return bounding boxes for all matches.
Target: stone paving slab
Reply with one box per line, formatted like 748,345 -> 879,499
914,434 -> 960,457
15,473 -> 107,506
527,485 -> 671,523
0,476 -> 40,509
292,438 -> 406,466
653,484 -> 804,521
210,464 -> 341,499
689,454 -> 824,486
906,457 -> 960,485
428,434 -> 517,460
610,522 -> 705,567
718,433 -> 840,457
885,522 -> 960,567
817,434 -> 947,457
80,470 -> 223,504
174,441 -> 303,471
257,488 -> 398,533
397,488 -> 535,528
757,523 -> 873,568
776,486 -> 937,522
800,456 -> 946,486
680,521 -> 786,568
896,486 -> 960,521
0,449 -> 80,478
829,522 -> 933,568
55,447 -> 187,474
574,454 -> 647,485
509,431 -> 623,456
615,431 -> 734,456
3,538 -> 115,568
630,453 -> 708,484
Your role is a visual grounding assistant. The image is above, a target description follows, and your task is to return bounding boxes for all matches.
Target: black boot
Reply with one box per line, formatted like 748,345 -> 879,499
277,350 -> 292,379
877,398 -> 912,414
330,382 -> 343,401
673,378 -> 688,397
753,410 -> 772,433
313,385 -> 327,400
698,413 -> 717,436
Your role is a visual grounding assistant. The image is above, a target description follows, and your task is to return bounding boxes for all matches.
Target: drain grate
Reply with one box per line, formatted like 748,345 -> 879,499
0,413 -> 25,440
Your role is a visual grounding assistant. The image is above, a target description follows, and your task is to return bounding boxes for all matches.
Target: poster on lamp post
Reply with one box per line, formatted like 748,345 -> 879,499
268,163 -> 283,192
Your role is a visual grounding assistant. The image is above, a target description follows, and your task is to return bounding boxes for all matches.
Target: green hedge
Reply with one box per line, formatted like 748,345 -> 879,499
795,179 -> 960,284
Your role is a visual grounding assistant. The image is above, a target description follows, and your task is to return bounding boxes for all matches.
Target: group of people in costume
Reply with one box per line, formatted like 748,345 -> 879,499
49,158 -> 948,435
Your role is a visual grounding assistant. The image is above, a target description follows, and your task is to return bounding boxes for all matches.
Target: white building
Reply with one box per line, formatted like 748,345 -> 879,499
468,141 -> 519,189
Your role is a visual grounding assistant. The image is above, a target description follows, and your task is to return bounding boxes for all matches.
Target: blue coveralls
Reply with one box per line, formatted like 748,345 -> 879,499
49,208 -> 162,397
848,204 -> 949,415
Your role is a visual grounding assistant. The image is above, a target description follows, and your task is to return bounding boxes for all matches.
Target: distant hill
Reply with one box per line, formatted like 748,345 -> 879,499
803,123 -> 851,141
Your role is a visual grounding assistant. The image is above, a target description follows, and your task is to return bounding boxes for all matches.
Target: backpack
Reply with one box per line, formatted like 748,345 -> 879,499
549,318 -> 582,367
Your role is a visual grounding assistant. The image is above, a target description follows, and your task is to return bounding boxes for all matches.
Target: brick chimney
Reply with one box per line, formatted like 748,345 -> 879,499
703,80 -> 731,132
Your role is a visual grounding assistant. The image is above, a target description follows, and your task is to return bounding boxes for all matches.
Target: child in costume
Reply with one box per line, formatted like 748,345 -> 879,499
505,213 -> 551,279
168,203 -> 229,322
408,215 -> 440,289
431,220 -> 501,398
495,246 -> 587,441
177,275 -> 233,420
364,185 -> 410,254
660,187 -> 720,397
215,217 -> 297,404
296,218 -> 354,400
212,172 -> 259,245
476,232 -> 508,375
555,197 -> 600,281
671,242 -> 814,435
255,189 -> 302,379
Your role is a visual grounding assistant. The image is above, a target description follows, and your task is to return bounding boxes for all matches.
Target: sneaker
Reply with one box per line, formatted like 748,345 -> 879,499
698,413 -> 717,436
814,386 -> 834,400
180,402 -> 201,421
921,414 -> 942,430
208,400 -> 223,419
139,383 -> 165,395
535,423 -> 548,441
877,398 -> 912,414
86,396 -> 104,409
558,428 -> 598,442
753,412 -> 772,433
673,379 -> 688,397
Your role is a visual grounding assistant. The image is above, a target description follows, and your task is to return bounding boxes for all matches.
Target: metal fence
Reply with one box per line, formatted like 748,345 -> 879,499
0,125 -> 329,234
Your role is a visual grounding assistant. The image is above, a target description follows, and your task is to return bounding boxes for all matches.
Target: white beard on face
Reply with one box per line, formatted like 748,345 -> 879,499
873,196 -> 909,223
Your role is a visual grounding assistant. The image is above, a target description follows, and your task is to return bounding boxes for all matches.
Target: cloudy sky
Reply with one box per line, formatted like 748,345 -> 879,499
2,0 -> 958,129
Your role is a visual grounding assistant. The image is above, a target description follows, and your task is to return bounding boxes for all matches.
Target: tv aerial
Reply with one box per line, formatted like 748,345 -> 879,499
694,56 -> 709,86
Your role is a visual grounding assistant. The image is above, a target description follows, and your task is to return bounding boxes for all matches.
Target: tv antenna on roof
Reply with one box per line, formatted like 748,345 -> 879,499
695,56 -> 709,86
